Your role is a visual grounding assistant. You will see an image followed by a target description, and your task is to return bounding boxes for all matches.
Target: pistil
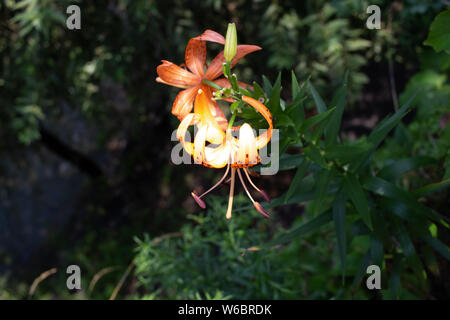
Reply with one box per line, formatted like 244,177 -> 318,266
225,168 -> 236,219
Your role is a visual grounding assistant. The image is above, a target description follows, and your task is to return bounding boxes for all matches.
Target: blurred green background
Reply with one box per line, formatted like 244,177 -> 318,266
0,0 -> 449,299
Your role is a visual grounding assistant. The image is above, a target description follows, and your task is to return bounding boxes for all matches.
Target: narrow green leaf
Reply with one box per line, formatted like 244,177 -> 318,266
363,176 -> 445,225
413,178 -> 450,197
311,169 -> 332,215
344,174 -> 373,230
303,145 -> 328,168
275,114 -> 295,128
273,72 -> 282,91
262,75 -> 273,95
276,153 -> 305,171
325,72 -> 348,146
387,254 -> 404,299
265,211 -> 333,247
299,107 -> 336,133
252,81 -> 265,99
370,235 -> 384,267
379,198 -> 421,223
307,81 -> 327,114
333,191 -> 347,282
291,70 -> 301,100
284,158 -> 311,203
324,144 -> 370,164
378,156 -> 435,180
394,222 -> 424,284
351,251 -> 371,292
350,219 -> 371,236
269,84 -> 282,113
423,234 -> 450,261
286,97 -> 306,130
368,93 -> 417,149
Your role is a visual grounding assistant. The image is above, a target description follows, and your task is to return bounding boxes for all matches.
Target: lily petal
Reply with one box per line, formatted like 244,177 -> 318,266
156,60 -> 200,89
176,113 -> 199,156
205,45 -> 262,80
193,125 -> 208,164
202,86 -> 228,131
193,29 -> 225,44
204,143 -> 230,168
237,123 -> 258,166
185,39 -> 206,76
171,86 -> 199,120
194,87 -> 226,134
241,96 -> 273,149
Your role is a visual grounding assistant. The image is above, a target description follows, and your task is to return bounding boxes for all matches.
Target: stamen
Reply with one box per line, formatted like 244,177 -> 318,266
253,202 -> 270,219
198,163 -> 230,198
246,168 -> 260,177
238,169 -> 270,218
237,168 -> 255,203
226,168 -> 236,219
243,168 -> 271,203
191,192 -> 206,209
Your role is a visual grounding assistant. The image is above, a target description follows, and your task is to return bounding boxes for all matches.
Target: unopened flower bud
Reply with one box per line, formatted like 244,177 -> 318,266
224,23 -> 237,62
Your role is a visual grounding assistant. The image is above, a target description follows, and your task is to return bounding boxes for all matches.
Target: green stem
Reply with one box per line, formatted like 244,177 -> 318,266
222,61 -> 241,130
228,112 -> 237,130
201,78 -> 222,90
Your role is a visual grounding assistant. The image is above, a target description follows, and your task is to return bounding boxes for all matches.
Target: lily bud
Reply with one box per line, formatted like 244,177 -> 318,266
224,23 -> 237,62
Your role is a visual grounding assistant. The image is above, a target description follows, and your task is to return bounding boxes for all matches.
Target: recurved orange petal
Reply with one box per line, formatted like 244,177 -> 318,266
156,60 -> 200,89
205,45 -> 262,80
176,113 -> 199,156
185,39 -> 206,76
241,96 -> 273,149
193,29 -> 225,45
171,86 -> 199,120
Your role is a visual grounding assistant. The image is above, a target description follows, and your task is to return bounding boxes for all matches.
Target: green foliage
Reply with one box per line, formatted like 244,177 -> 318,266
2,0 -> 449,301
133,65 -> 450,299
424,8 -> 450,53
134,196 -> 369,299
232,70 -> 449,299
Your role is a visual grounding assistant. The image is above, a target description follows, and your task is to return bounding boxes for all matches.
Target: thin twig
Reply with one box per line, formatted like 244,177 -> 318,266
88,266 -> 121,294
28,268 -> 58,298
151,232 -> 182,245
109,260 -> 135,300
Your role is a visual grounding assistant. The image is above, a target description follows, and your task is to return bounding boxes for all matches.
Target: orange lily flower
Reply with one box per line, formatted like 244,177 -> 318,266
176,88 -> 273,219
156,29 -> 261,126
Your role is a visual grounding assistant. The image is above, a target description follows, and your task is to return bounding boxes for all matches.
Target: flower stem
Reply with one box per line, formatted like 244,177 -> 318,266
222,62 -> 241,129
228,111 -> 237,130
201,78 -> 222,90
